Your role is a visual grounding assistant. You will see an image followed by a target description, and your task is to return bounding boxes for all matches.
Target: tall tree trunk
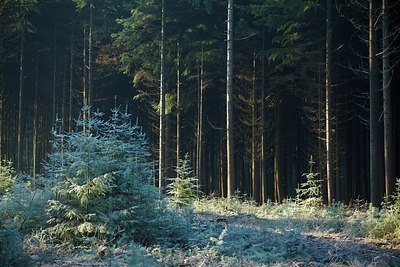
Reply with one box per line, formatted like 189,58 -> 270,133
176,40 -> 180,173
326,0 -> 334,206
33,51 -> 39,177
369,0 -> 380,207
88,0 -> 93,118
226,0 -> 235,198
83,24 -> 88,132
17,30 -> 24,172
53,24 -> 57,125
159,0 -> 166,193
62,58 -> 67,132
382,0 -> 394,201
252,52 -> 260,202
69,21 -> 74,132
0,40 -> 4,163
261,28 -> 268,204
274,106 -> 281,203
197,51 -> 204,188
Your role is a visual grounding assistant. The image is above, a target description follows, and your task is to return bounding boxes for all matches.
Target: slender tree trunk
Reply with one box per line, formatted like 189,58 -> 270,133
0,40 -> 4,163
83,24 -> 88,132
33,51 -> 39,177
326,0 -> 334,206
53,24 -> 57,125
261,28 -> 268,204
176,40 -> 180,173
252,52 -> 260,202
159,0 -> 166,193
88,0 -> 93,118
62,58 -> 67,132
369,0 -> 380,207
17,30 -> 24,172
382,0 -> 394,201
25,118 -> 29,172
226,0 -> 235,198
69,21 -> 74,132
274,106 -> 281,203
197,51 -> 204,188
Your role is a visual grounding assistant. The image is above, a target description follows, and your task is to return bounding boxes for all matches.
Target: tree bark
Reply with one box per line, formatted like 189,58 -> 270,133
17,29 -> 24,172
69,21 -> 74,132
83,24 -> 88,132
33,51 -> 39,178
227,0 -> 235,198
252,52 -> 260,203
88,0 -> 93,118
53,23 -> 57,125
176,40 -> 180,174
326,0 -> 334,206
197,50 -> 204,189
159,0 -> 166,193
382,0 -> 394,201
369,0 -> 380,207
261,28 -> 268,204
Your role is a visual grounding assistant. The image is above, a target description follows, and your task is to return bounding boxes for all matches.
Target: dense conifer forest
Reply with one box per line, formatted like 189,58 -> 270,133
1,0 -> 400,266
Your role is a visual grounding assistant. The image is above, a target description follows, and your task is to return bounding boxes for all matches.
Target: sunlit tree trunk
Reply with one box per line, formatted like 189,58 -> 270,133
197,50 -> 204,189
326,0 -> 334,206
261,28 -> 268,204
274,106 -> 281,203
382,0 -> 394,201
251,52 -> 260,203
83,25 -> 88,132
17,29 -> 24,171
369,0 -> 380,207
226,0 -> 235,198
176,40 -> 180,174
88,0 -> 93,118
159,0 -> 166,192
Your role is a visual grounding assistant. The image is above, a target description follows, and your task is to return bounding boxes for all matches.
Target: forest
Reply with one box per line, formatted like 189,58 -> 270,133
1,0 -> 400,266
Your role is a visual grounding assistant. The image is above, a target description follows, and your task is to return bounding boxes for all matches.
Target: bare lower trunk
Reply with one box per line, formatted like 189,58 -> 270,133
251,52 -> 260,203
17,30 -> 24,172
382,0 -> 394,201
227,0 -> 235,198
369,0 -> 380,207
176,41 -> 180,174
326,0 -> 334,206
159,0 -> 166,193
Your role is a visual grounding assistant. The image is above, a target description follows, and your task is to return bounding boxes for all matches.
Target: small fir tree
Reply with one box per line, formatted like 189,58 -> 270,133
296,155 -> 322,207
44,107 -> 164,246
167,154 -> 199,208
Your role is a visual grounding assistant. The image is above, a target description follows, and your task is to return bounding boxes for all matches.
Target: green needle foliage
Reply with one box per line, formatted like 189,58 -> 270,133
296,155 -> 322,208
167,154 -> 199,208
0,160 -> 16,195
43,107 -> 174,247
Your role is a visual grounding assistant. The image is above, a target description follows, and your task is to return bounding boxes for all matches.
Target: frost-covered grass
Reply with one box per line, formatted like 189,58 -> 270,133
21,196 -> 400,266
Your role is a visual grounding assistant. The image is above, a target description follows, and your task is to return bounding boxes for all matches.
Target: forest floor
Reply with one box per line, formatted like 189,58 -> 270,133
29,199 -> 400,266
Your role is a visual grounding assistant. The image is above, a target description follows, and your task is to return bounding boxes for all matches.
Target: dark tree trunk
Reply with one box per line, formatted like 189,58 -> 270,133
369,0 -> 380,207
